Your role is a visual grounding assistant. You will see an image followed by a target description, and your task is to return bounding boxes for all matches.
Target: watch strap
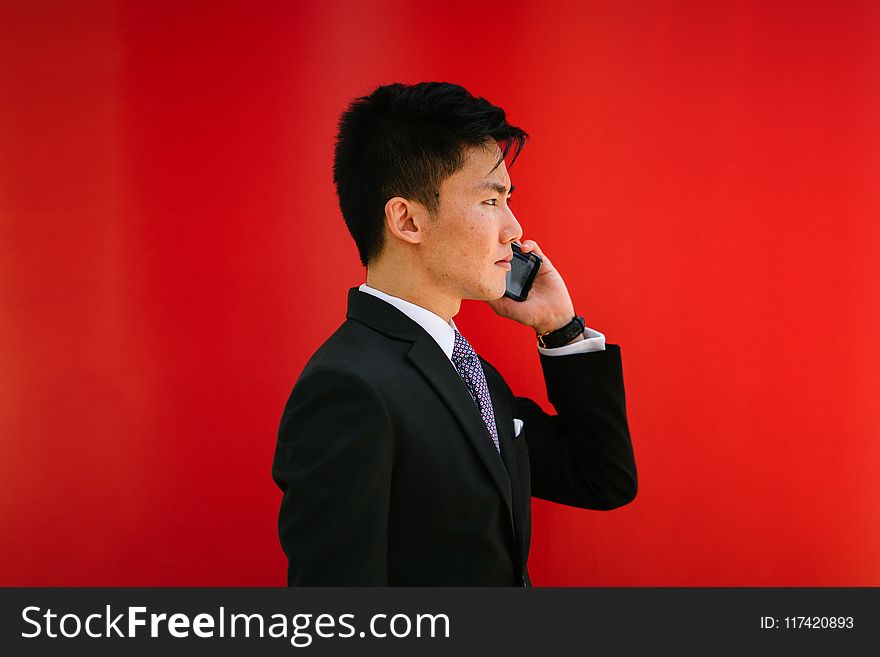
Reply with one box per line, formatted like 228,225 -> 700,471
536,315 -> 586,348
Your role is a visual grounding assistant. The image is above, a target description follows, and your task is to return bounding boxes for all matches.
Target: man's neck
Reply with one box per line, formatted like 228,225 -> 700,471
365,266 -> 461,323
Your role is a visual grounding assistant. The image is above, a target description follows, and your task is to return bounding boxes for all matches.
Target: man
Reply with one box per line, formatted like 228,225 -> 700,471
272,81 -> 637,586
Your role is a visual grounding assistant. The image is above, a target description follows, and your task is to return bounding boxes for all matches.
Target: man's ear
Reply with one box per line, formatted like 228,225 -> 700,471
383,196 -> 425,246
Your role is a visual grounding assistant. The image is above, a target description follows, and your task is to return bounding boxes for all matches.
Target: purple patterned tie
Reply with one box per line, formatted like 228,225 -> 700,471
451,329 -> 500,453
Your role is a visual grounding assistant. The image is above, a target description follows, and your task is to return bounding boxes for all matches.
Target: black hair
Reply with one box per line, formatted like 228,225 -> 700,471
332,81 -> 528,266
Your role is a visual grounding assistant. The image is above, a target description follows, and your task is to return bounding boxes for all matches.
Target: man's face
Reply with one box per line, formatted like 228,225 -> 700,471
420,142 -> 523,301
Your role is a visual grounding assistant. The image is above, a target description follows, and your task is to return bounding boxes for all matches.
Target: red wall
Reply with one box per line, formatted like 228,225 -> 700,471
2,0 -> 878,586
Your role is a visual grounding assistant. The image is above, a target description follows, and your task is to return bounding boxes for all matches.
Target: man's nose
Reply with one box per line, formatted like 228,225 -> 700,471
503,206 -> 523,244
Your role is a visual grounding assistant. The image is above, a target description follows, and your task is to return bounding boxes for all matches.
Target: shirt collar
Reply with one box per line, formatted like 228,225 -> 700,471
358,283 -> 458,361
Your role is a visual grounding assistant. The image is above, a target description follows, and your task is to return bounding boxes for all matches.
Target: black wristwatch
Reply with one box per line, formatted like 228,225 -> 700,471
536,315 -> 586,348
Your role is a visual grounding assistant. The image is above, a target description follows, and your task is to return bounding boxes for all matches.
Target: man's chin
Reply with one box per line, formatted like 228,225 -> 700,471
463,287 -> 506,302
460,275 -> 508,301
486,281 -> 508,301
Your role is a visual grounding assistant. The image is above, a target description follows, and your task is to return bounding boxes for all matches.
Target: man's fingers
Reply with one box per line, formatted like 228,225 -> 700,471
518,239 -> 543,257
518,239 -> 552,270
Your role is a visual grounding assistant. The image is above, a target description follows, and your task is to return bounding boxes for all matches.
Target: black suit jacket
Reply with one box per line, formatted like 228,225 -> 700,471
272,287 -> 637,586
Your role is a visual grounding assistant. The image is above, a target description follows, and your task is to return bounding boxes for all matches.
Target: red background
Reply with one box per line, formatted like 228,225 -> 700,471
2,0 -> 878,586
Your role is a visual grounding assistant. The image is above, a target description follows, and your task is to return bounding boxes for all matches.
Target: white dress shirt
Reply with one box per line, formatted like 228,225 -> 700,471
358,283 -> 606,438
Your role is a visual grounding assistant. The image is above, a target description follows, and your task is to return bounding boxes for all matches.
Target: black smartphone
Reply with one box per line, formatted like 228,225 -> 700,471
504,242 -> 542,302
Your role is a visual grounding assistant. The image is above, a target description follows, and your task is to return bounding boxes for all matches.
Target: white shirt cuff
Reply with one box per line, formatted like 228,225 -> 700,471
537,326 -> 606,356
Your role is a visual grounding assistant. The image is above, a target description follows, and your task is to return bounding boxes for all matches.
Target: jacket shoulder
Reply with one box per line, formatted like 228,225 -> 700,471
295,319 -> 407,385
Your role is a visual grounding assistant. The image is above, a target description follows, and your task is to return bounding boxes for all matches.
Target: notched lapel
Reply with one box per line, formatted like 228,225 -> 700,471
406,333 -> 515,532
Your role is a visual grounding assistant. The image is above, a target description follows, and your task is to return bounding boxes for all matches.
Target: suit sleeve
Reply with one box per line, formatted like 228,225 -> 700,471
514,344 -> 638,510
272,367 -> 394,585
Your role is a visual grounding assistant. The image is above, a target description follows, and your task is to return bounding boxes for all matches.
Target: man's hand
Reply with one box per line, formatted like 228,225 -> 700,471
486,240 -> 580,336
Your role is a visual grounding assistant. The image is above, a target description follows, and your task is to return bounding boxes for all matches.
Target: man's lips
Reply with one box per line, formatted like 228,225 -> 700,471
495,254 -> 512,270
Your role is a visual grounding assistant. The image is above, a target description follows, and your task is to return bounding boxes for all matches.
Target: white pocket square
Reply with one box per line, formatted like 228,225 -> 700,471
513,418 -> 524,437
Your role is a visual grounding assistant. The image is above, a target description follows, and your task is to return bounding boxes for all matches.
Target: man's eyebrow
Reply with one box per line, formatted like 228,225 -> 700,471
474,181 -> 515,194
